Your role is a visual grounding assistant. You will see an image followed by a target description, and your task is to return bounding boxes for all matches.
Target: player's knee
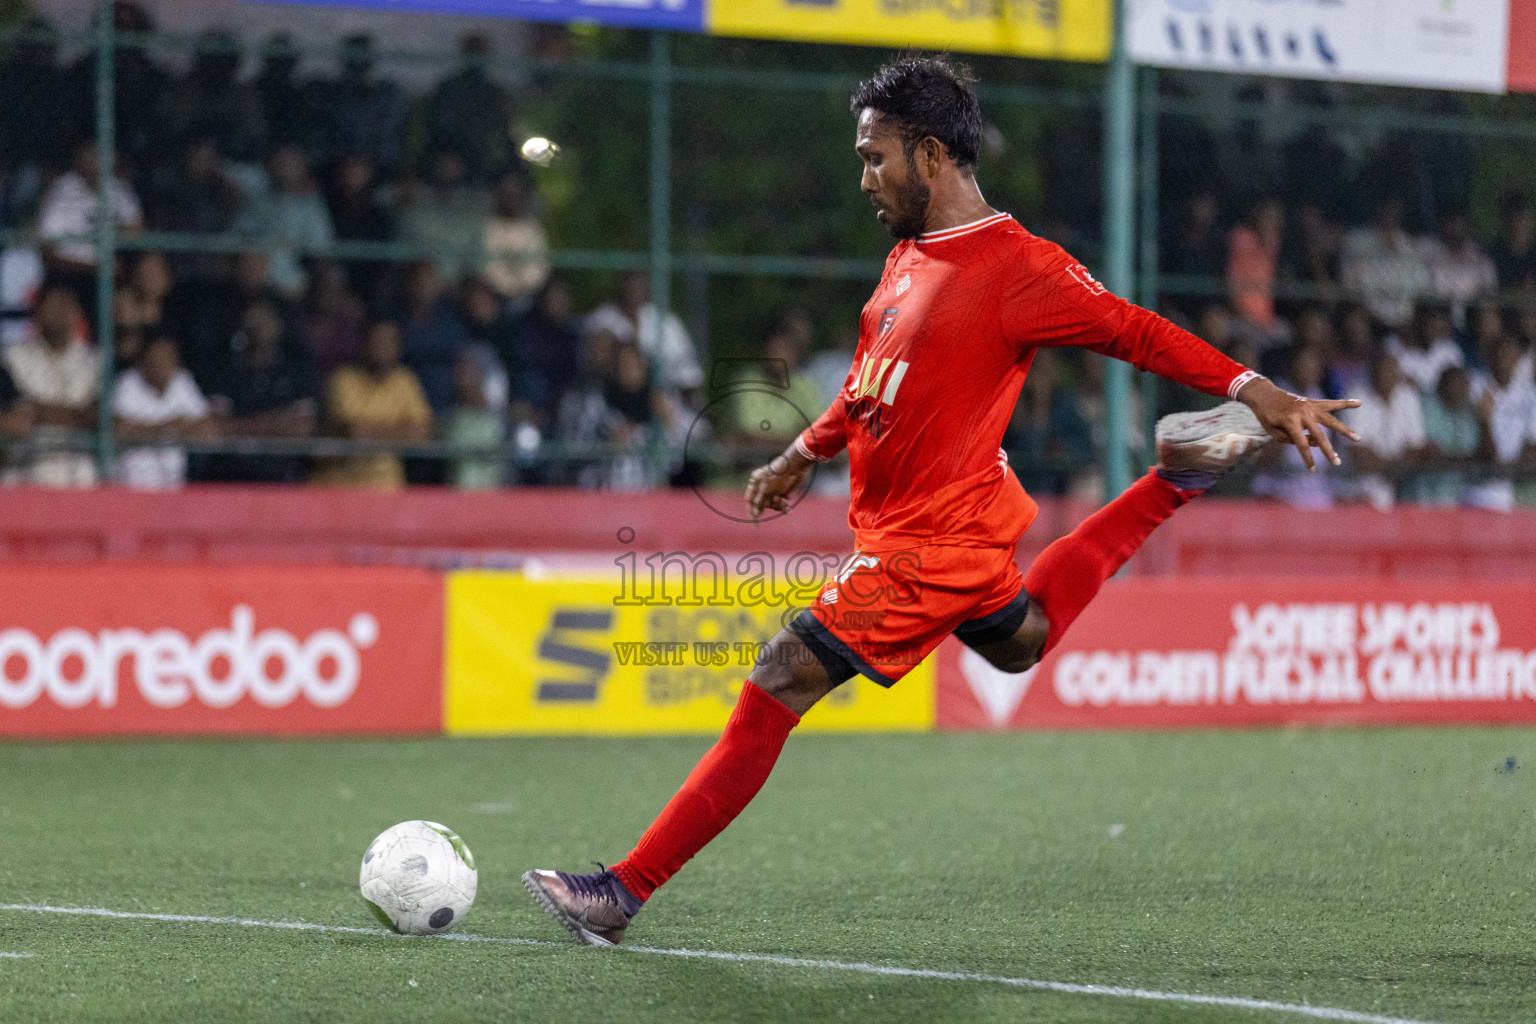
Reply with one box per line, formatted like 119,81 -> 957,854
746,632 -> 833,711
982,646 -> 1040,675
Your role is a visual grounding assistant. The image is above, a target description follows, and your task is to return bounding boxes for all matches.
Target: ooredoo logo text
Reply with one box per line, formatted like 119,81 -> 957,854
0,606 -> 380,711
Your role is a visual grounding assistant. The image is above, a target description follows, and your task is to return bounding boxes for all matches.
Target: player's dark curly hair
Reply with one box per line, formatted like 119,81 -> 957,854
850,55 -> 982,170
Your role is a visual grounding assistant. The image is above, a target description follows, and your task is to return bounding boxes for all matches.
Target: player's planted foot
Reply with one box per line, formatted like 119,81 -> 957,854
522,867 -> 642,947
1154,401 -> 1272,492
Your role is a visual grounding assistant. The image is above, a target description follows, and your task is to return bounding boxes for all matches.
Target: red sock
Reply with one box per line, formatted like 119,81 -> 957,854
613,681 -> 800,901
1024,470 -> 1192,656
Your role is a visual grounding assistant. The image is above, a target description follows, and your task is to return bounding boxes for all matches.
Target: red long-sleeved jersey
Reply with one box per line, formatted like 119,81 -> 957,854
795,213 -> 1257,551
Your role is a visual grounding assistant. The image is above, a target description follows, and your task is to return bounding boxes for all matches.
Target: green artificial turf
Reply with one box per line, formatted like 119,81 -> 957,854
0,728 -> 1532,1023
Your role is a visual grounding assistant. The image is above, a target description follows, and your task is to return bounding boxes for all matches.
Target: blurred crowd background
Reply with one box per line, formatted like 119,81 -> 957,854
3,3 -> 1536,508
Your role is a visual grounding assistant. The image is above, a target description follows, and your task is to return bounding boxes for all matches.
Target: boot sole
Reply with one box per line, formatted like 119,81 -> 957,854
1155,403 -> 1271,474
521,870 -> 619,948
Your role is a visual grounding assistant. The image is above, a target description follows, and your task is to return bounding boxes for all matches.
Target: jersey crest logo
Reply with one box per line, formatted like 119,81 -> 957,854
878,307 -> 900,338
1065,262 -> 1107,296
895,274 -> 911,296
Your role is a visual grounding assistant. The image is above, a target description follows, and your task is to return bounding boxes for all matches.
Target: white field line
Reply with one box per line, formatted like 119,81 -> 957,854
0,951 -> 35,958
0,903 -> 1441,1024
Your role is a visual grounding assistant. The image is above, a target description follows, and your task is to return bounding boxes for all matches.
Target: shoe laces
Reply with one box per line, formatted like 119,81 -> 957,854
557,864 -> 639,917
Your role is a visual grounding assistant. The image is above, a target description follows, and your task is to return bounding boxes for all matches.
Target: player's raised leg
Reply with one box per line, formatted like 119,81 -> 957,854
968,402 -> 1271,672
522,626 -> 846,946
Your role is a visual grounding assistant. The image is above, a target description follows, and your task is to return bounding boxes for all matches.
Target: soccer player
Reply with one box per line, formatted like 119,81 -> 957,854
524,57 -> 1361,946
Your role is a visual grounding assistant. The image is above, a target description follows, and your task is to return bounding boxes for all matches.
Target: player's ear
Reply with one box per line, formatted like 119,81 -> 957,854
917,136 -> 946,179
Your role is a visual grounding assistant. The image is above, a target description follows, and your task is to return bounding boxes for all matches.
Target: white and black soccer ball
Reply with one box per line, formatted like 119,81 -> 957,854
359,820 -> 478,935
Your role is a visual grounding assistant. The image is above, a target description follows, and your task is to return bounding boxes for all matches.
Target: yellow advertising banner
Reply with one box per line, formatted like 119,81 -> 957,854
708,0 -> 1111,62
445,572 -> 934,735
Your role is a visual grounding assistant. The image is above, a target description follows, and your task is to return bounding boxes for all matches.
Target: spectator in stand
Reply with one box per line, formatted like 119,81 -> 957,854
806,327 -> 858,408
603,339 -> 673,491
1342,196 -> 1431,331
254,33 -> 311,152
121,251 -> 172,339
1077,351 -> 1149,487
4,284 -> 99,487
37,143 -> 143,317
422,33 -> 515,182
462,276 -> 517,373
112,336 -> 215,490
113,284 -> 148,372
586,270 -> 703,397
1473,334 -> 1536,467
1388,303 -> 1464,394
1290,307 -> 1336,393
1494,190 -> 1536,292
1468,334 -> 1536,509
1518,292 -> 1536,352
724,308 -> 823,458
1333,304 -> 1378,398
1467,297 -> 1511,373
1412,365 -> 1482,506
204,296 -> 319,483
312,320 -> 432,489
0,17 -> 75,173
1285,203 -> 1343,294
1348,351 -> 1429,509
308,34 -> 407,173
1254,345 -> 1336,508
172,250 -> 297,386
146,137 -> 246,281
325,154 -> 393,305
302,261 -> 366,381
397,149 -> 487,283
481,172 -> 549,310
456,280 -> 512,426
510,277 -> 581,426
1003,347 -> 1092,497
448,348 -> 506,490
556,327 -> 641,489
1164,190 -> 1224,284
396,261 -> 469,415
159,31 -> 263,159
1194,304 -> 1233,350
110,251 -> 172,371
1427,206 -> 1497,329
248,145 -> 334,300
0,354 -> 33,442
1226,195 -> 1285,343
67,2 -> 167,166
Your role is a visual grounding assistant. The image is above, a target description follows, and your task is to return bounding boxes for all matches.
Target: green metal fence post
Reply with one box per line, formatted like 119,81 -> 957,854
1101,0 -> 1135,501
649,32 -> 672,362
93,0 -> 116,479
648,31 -> 673,483
1137,66 -> 1160,460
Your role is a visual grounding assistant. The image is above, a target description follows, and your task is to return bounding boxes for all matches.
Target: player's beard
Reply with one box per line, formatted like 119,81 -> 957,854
875,158 -> 931,240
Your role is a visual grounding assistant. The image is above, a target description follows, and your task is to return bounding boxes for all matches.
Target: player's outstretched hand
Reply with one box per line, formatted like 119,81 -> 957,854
1238,376 -> 1362,472
745,446 -> 813,519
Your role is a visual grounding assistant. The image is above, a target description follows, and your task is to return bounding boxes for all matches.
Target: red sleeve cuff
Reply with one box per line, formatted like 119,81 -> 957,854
795,434 -> 830,462
1227,370 -> 1261,400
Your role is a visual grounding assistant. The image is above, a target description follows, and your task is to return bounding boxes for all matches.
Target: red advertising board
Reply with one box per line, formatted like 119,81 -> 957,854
0,565 -> 443,737
938,579 -> 1536,731
1512,0 -> 1536,93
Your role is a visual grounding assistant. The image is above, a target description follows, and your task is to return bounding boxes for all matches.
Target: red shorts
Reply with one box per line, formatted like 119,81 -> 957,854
791,543 -> 1027,686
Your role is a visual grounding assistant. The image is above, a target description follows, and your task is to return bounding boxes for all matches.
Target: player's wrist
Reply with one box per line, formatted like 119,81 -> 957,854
780,443 -> 814,474
1233,373 -> 1275,407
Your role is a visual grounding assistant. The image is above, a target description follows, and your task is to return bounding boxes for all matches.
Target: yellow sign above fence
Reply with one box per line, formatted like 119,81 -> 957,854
445,572 -> 934,735
708,0 -> 1111,62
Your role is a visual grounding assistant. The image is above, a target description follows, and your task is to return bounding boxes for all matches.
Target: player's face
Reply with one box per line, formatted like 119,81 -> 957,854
856,109 -> 931,240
